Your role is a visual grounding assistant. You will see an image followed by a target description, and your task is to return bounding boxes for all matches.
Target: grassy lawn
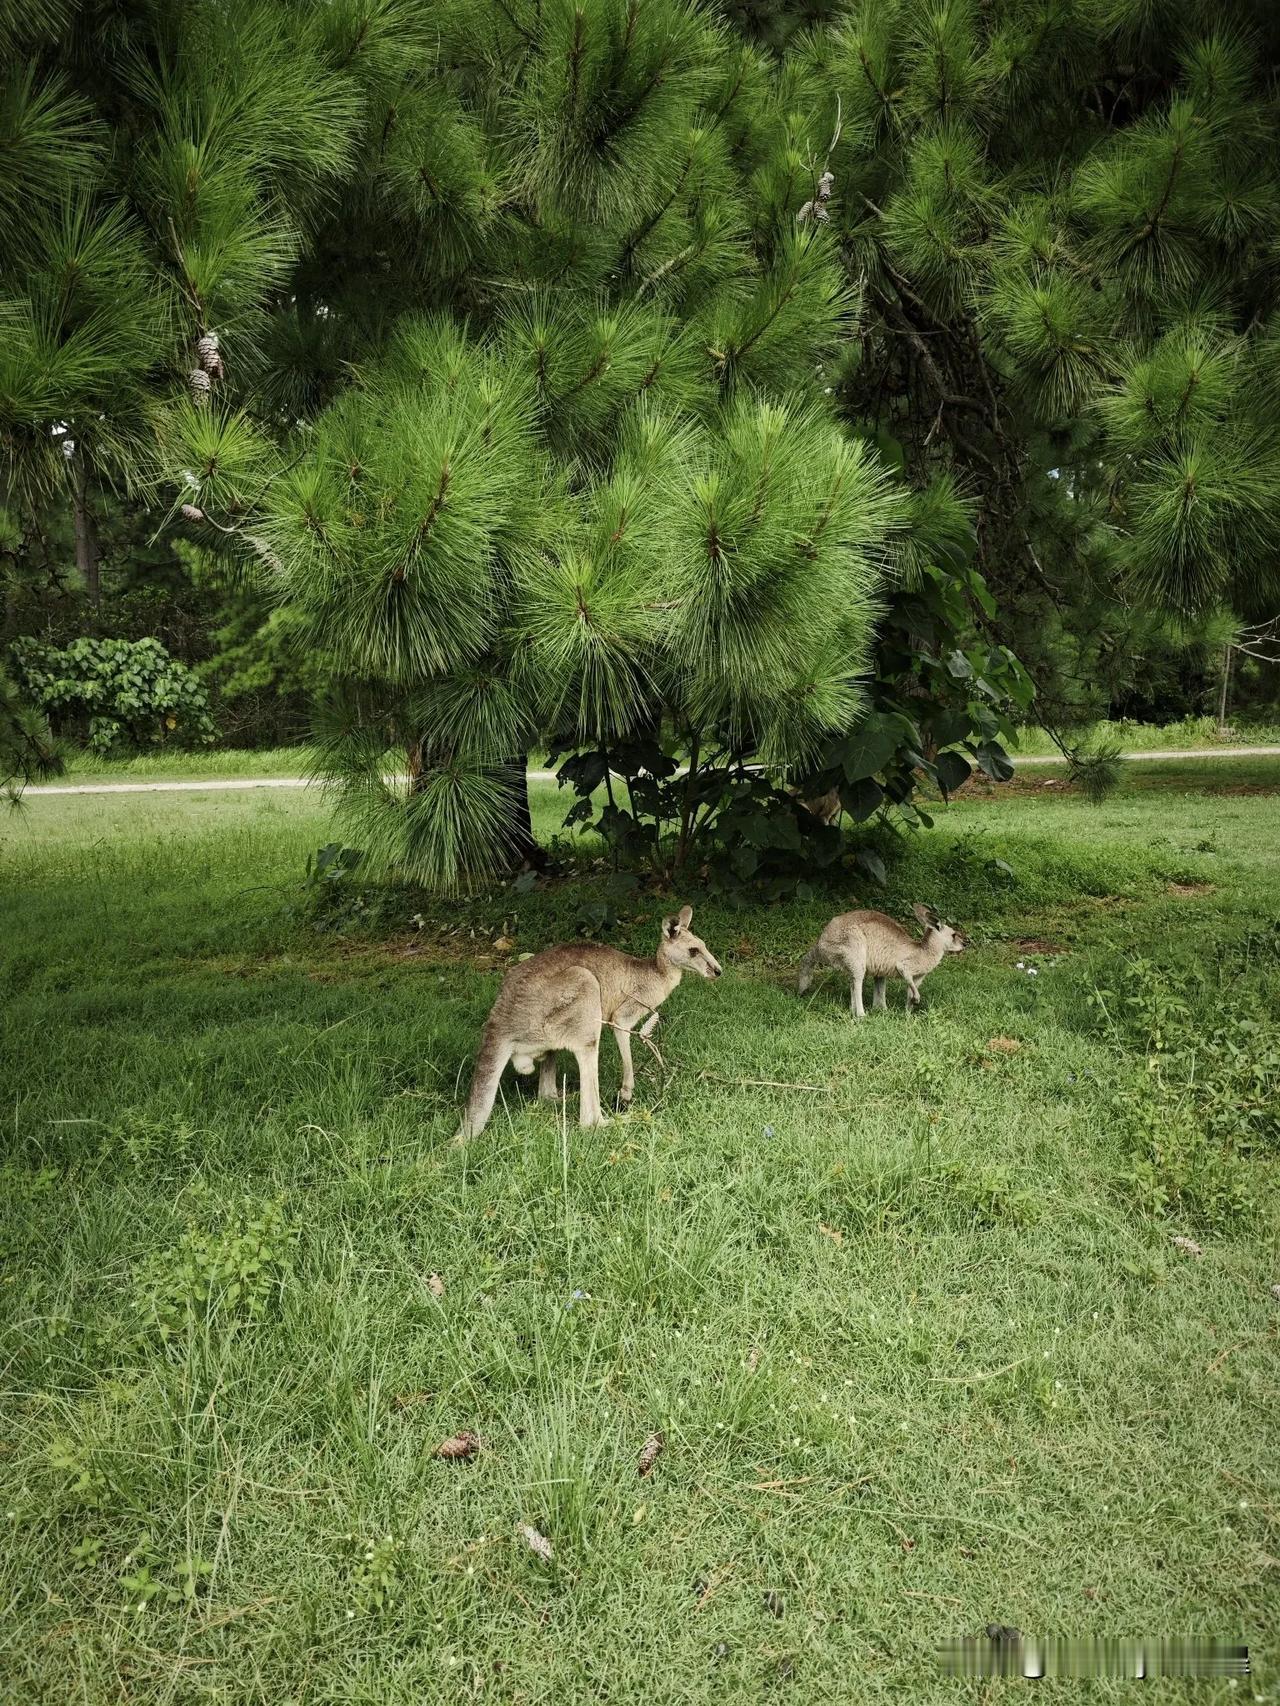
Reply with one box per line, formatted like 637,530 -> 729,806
1011,715 -> 1280,755
2,764 -> 1278,1702
56,744 -> 316,783
44,714 -> 1280,788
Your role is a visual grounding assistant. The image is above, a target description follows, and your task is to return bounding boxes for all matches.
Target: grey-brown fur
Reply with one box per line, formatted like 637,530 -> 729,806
797,903 -> 964,1018
455,906 -> 721,1139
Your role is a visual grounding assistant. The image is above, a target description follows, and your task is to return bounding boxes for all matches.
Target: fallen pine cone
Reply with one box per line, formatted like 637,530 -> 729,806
433,1430 -> 479,1460
426,1272 -> 445,1299
517,1522 -> 553,1563
637,1431 -> 665,1478
1171,1235 -> 1204,1258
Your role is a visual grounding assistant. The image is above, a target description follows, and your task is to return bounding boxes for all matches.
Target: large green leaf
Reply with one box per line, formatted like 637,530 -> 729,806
839,716 -> 899,783
935,749 -> 972,795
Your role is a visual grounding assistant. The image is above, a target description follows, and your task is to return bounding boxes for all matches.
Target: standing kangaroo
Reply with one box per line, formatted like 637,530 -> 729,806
455,906 -> 722,1140
797,904 -> 964,1018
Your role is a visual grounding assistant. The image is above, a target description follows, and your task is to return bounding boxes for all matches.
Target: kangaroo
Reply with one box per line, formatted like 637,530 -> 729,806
454,906 -> 722,1140
788,785 -> 842,826
797,904 -> 964,1018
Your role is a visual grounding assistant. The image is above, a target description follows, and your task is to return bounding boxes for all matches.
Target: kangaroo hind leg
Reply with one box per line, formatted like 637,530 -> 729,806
842,942 -> 868,1019
537,1053 -> 559,1100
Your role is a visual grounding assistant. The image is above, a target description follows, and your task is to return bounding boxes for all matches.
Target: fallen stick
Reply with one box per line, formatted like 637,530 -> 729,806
697,1069 -> 830,1094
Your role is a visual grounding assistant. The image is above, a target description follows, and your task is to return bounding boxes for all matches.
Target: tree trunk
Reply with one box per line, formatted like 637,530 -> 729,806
72,449 -> 100,613
1216,642 -> 1233,735
497,755 -> 544,870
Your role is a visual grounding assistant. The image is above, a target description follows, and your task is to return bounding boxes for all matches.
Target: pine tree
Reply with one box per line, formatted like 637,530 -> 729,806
148,0 -> 903,886
773,0 -> 1280,737
1,0 -> 406,780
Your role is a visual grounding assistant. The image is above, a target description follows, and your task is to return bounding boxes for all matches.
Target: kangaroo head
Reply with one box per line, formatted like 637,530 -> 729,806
912,903 -> 965,954
659,904 -> 722,979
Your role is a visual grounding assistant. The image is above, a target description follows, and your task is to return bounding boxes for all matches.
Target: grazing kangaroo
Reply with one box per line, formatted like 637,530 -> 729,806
797,904 -> 964,1018
454,906 -> 722,1140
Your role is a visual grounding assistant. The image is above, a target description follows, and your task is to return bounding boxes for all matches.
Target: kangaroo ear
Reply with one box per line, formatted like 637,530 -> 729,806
911,902 -> 933,926
677,904 -> 693,929
662,914 -> 682,939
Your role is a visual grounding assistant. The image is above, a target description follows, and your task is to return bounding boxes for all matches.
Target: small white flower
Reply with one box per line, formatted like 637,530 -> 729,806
1016,961 -> 1025,970
1029,967 -> 1039,978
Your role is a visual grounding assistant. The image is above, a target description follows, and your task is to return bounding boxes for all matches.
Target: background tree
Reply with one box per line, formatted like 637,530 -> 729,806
0,0 -> 427,779
768,0 -> 1280,758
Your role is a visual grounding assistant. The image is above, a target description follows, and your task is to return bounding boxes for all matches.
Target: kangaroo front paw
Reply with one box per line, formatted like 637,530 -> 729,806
615,1089 -> 634,1112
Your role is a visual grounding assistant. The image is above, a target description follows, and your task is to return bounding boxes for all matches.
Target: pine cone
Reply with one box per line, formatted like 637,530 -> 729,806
188,368 -> 211,402
637,1431 -> 665,1478
196,331 -> 220,365
180,503 -> 205,522
433,1429 -> 480,1459
817,171 -> 835,201
797,200 -> 830,225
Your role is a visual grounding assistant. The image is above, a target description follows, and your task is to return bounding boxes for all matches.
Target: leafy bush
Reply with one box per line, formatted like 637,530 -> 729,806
138,1197 -> 294,1343
548,566 -> 1028,900
9,636 -> 216,754
1090,957 -> 1278,1228
1112,1090 -> 1256,1230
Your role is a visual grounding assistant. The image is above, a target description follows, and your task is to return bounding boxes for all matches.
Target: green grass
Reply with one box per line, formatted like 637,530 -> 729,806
57,743 -> 315,782
47,711 -> 1280,788
1012,714 -> 1280,755
2,764 -> 1279,1703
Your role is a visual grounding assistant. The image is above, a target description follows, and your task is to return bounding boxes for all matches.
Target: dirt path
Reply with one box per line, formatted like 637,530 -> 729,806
23,745 -> 1280,796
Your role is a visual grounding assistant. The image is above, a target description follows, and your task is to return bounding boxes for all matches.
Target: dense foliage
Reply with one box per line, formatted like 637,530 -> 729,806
781,0 -> 1280,734
10,635 -> 216,754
